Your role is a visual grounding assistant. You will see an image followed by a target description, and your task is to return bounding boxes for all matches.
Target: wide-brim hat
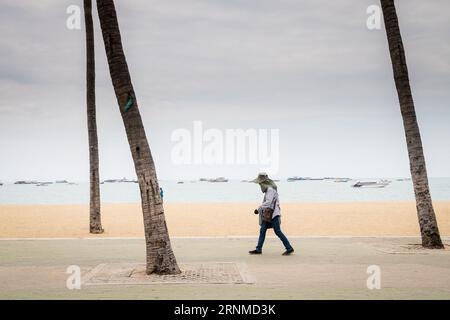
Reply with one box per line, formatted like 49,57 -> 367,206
252,172 -> 269,184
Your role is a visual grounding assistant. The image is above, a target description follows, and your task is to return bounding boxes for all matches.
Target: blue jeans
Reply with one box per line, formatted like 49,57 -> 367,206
256,216 -> 293,252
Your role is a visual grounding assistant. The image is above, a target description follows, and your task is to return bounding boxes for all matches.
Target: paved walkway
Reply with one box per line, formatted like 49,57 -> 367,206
1,237 -> 449,299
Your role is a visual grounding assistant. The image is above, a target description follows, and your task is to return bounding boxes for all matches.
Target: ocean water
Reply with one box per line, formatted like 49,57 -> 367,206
1,178 -> 450,205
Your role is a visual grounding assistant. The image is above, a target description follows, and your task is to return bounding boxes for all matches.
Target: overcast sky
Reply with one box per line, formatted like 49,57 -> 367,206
0,0 -> 449,181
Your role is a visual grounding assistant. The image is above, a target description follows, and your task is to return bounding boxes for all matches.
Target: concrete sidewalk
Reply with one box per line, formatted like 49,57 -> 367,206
0,237 -> 449,299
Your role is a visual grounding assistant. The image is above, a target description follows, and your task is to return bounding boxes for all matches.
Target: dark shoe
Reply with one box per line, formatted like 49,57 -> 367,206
249,250 -> 262,255
282,248 -> 294,255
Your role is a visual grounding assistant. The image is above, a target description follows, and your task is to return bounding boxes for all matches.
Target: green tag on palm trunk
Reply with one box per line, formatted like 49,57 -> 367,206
123,96 -> 133,112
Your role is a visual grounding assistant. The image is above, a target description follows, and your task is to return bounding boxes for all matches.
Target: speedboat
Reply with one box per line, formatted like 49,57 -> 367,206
352,180 -> 390,188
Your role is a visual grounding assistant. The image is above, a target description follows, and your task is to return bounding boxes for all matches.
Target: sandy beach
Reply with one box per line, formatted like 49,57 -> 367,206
2,204 -> 450,300
1,201 -> 450,238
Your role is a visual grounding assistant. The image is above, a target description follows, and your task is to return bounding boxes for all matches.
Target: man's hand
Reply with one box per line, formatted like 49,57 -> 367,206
254,209 -> 259,214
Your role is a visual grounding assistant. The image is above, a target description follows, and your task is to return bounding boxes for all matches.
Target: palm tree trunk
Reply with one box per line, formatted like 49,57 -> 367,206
96,0 -> 180,273
380,0 -> 443,248
84,0 -> 103,234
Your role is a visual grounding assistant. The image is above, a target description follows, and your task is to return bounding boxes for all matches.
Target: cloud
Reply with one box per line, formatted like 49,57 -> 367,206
0,0 -> 450,180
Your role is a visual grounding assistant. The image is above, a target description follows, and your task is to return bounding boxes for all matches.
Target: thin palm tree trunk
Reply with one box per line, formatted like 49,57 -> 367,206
380,0 -> 443,248
84,0 -> 103,234
96,0 -> 180,273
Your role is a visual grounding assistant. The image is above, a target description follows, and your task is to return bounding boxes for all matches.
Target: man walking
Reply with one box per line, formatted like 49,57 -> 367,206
249,172 -> 294,255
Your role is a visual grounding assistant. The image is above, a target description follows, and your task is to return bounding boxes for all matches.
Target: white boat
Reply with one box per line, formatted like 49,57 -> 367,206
36,182 -> 53,187
118,178 -> 137,183
352,180 -> 390,188
103,179 -> 119,183
334,178 -> 351,183
208,177 -> 228,183
287,176 -> 306,182
14,180 -> 38,185
102,178 -> 136,183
